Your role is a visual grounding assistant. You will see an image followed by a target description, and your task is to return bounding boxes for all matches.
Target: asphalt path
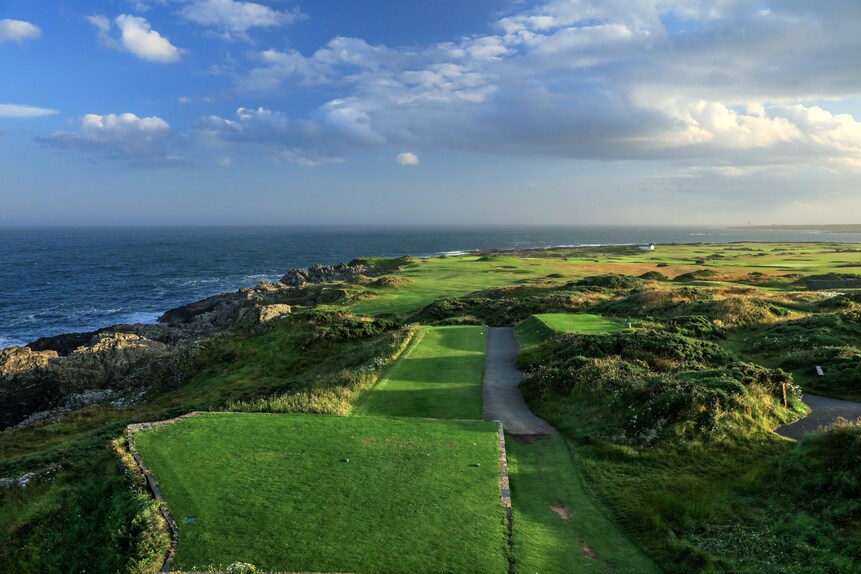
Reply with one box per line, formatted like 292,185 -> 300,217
775,393 -> 861,440
482,327 -> 557,435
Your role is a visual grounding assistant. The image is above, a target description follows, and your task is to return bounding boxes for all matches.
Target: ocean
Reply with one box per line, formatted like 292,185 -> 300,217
3,225 -> 860,347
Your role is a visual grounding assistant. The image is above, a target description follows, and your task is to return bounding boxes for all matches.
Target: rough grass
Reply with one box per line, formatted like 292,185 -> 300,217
133,413 -> 507,573
0,319 -> 413,574
506,434 -> 659,574
352,325 -> 487,419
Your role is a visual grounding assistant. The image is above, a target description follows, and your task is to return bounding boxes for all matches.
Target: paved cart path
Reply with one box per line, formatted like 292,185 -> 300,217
776,393 -> 861,440
482,327 -> 557,435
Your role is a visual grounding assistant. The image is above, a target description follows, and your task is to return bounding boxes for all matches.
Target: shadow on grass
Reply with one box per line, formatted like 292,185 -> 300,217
507,434 -> 660,574
427,326 -> 488,354
355,385 -> 483,420
380,355 -> 484,383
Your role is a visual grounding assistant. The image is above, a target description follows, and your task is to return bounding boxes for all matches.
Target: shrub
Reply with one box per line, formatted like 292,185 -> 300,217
640,271 -> 669,281
667,315 -> 727,340
673,269 -> 720,282
521,357 -> 799,445
576,274 -> 645,289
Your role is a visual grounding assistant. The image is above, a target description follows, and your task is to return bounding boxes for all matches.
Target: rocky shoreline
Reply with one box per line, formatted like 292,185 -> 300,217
0,261 -> 384,430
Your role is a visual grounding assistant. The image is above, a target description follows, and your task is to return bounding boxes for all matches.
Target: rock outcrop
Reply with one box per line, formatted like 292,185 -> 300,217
280,263 -> 369,287
1,333 -> 191,430
158,262 -> 376,328
3,259 -> 398,429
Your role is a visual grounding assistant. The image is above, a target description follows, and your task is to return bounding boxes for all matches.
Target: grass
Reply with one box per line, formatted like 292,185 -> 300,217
133,413 -> 506,573
353,325 -> 487,419
516,313 -> 626,347
349,255 -> 569,317
7,241 -> 861,572
506,434 -> 659,574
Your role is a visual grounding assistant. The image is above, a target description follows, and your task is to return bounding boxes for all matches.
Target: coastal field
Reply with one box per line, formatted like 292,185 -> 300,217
3,241 -> 861,573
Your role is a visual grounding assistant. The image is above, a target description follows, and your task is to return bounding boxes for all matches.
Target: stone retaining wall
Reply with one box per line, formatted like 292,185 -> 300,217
126,411 -> 208,573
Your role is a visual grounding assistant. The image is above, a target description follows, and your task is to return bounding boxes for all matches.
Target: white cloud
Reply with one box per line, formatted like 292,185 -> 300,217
0,19 -> 41,43
85,15 -> 111,35
396,152 -> 420,166
180,0 -> 305,40
88,14 -> 181,63
0,104 -> 58,118
38,112 -> 183,166
208,0 -> 861,173
116,15 -> 181,62
200,107 -> 347,165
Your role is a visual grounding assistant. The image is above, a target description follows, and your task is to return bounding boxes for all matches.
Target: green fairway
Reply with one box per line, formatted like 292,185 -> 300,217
516,313 -> 625,347
350,255 -> 567,316
507,435 -> 659,574
133,413 -> 506,573
353,325 -> 487,419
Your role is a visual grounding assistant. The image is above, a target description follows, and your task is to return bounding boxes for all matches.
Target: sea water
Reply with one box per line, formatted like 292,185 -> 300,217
2,225 -> 859,346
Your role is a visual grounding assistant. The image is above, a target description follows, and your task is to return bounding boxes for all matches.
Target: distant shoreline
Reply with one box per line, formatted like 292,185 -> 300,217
729,224 -> 861,234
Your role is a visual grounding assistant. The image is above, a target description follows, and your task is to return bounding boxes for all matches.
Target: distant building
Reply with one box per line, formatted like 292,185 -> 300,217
639,244 -> 656,250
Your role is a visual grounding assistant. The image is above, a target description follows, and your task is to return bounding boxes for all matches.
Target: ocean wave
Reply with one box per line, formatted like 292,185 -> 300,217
242,273 -> 279,283
0,336 -> 27,349
115,311 -> 161,325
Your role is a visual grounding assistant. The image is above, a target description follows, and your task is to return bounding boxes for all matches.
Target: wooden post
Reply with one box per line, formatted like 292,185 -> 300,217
781,383 -> 788,408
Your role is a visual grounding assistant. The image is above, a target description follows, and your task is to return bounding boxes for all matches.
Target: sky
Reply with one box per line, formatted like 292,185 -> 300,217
2,0 -> 861,226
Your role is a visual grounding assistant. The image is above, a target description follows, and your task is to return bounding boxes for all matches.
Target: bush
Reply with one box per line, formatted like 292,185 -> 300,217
519,331 -> 731,372
667,315 -> 727,340
576,274 -> 645,289
521,357 -> 800,445
640,271 -> 669,281
673,269 -> 720,282
302,310 -> 395,340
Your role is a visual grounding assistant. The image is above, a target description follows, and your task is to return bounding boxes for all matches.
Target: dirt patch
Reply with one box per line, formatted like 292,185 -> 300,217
548,505 -> 571,520
582,544 -> 597,560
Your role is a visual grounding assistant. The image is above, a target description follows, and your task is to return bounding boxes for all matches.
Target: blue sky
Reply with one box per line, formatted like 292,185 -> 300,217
2,0 -> 861,226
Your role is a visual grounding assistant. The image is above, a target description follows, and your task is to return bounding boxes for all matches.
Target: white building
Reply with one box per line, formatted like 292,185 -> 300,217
639,243 -> 656,250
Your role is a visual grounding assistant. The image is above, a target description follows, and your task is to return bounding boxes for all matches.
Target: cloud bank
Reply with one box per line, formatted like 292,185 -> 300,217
196,0 -> 861,171
38,112 -> 183,166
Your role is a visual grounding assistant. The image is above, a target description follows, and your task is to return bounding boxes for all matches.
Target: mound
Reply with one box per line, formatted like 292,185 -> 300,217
372,275 -> 415,288
576,274 -> 644,289
802,273 -> 861,290
673,269 -> 720,282
639,271 -> 669,281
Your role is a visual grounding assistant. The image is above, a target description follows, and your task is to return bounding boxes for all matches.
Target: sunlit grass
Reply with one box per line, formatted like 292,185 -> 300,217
133,413 -> 506,573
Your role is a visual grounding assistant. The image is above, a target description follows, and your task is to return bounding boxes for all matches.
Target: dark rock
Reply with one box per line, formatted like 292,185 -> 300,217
280,263 -> 369,286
